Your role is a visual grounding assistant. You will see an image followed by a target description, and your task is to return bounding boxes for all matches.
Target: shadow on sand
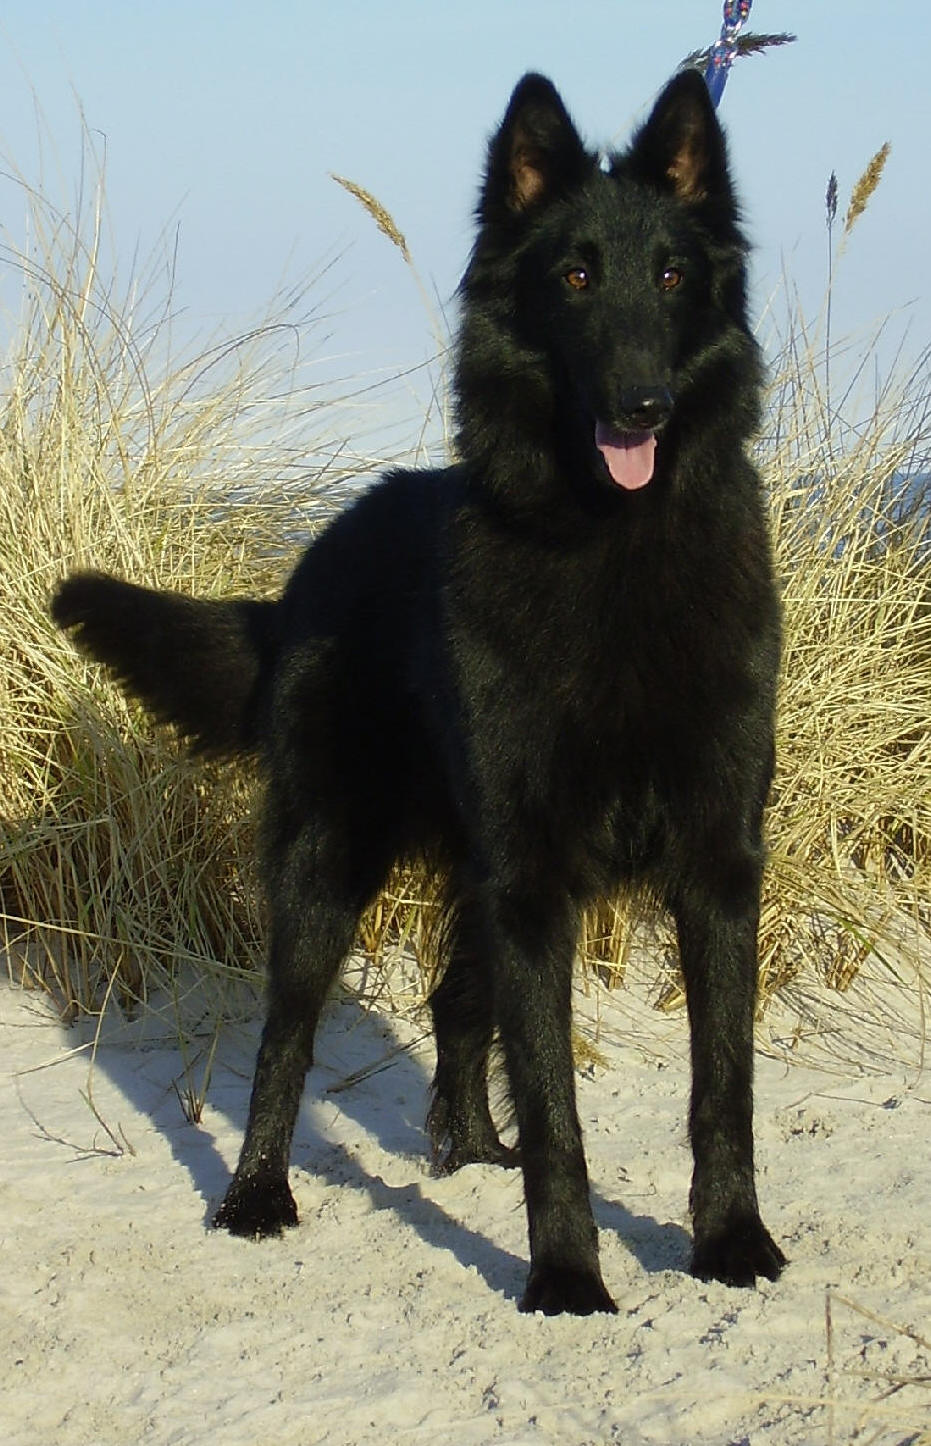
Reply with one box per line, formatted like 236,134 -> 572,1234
82,991 -> 691,1303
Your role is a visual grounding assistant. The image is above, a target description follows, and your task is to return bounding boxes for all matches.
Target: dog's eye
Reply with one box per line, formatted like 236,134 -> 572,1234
661,266 -> 683,292
565,267 -> 590,291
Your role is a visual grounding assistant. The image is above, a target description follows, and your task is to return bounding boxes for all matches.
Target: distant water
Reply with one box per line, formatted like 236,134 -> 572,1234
887,470 -> 930,536
893,471 -> 930,516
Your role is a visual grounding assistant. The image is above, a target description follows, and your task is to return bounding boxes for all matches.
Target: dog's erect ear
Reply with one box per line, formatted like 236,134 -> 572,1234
626,69 -> 731,205
481,73 -> 590,221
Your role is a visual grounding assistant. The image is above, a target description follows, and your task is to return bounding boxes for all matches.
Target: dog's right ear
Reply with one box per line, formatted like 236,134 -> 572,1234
480,74 -> 590,223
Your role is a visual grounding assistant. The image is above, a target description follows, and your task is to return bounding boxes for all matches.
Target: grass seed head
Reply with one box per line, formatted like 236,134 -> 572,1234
844,143 -> 891,234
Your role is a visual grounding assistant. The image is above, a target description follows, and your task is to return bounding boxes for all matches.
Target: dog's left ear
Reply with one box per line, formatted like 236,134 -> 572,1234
626,69 -> 732,205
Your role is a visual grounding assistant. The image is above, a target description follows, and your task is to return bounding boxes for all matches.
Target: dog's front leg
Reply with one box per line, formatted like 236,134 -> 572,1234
672,861 -> 787,1286
489,887 -> 618,1315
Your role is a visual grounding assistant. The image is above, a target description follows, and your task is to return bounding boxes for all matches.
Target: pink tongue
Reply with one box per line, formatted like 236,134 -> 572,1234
595,422 -> 656,490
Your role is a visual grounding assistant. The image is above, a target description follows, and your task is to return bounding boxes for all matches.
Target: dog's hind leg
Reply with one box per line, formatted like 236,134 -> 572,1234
672,859 -> 787,1287
428,889 -> 518,1174
214,815 -> 385,1240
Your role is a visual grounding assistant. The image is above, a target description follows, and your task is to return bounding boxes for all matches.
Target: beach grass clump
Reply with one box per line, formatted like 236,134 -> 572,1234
756,319 -> 930,1003
0,142 -> 374,1021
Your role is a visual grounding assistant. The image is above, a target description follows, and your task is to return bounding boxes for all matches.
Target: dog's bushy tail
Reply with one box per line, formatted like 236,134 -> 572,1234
51,572 -> 278,756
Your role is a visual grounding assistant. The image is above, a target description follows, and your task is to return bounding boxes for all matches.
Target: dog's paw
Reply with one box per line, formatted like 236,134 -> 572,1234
213,1175 -> 298,1239
519,1264 -> 618,1316
433,1138 -> 520,1176
691,1214 -> 787,1287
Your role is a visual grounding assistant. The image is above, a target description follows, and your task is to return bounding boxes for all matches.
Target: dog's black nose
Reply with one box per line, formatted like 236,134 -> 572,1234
618,387 -> 673,431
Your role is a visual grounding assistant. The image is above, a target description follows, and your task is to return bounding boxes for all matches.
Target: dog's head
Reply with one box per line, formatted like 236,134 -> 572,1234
458,71 -> 758,499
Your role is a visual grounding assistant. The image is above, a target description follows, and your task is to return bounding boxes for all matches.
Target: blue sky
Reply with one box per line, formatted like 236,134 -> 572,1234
0,1 -> 928,444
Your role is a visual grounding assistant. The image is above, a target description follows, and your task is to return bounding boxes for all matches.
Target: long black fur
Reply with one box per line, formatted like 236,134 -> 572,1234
52,70 -> 786,1315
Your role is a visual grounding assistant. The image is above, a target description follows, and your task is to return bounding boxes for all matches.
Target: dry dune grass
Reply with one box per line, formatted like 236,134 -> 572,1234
1,151 -> 929,1040
0,155 -> 373,1024
759,323 -> 930,1008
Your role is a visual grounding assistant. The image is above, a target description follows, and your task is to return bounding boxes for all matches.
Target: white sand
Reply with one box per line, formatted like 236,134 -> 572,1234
2,943 -> 929,1446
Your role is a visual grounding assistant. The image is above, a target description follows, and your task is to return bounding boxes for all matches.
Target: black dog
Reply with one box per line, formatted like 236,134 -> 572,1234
53,70 -> 785,1314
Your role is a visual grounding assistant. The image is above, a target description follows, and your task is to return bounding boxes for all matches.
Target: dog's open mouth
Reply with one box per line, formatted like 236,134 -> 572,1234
594,422 -> 657,491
